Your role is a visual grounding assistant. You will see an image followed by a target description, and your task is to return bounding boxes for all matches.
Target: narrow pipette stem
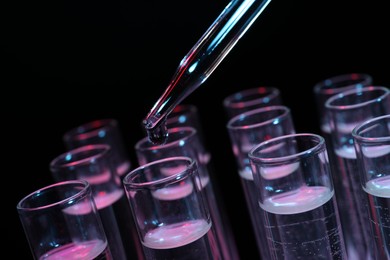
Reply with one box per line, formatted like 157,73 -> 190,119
143,0 -> 273,144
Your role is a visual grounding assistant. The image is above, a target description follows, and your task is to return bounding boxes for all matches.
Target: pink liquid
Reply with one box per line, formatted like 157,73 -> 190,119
63,189 -> 123,215
64,189 -> 142,260
117,161 -> 131,177
93,189 -> 123,209
152,183 -> 194,200
152,169 -> 210,200
143,219 -> 211,249
83,170 -> 111,185
260,162 -> 300,180
160,165 -> 188,176
40,240 -> 111,260
261,186 -> 333,214
239,162 -> 300,181
141,219 -> 219,259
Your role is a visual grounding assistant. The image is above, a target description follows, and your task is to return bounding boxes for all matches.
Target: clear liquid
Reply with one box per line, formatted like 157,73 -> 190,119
261,186 -> 346,259
145,121 -> 169,145
95,190 -> 145,260
142,219 -> 219,260
39,240 -> 112,260
239,169 -> 272,260
363,176 -> 390,259
333,148 -> 374,259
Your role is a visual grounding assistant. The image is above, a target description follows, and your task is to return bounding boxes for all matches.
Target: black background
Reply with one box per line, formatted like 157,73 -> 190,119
3,0 -> 389,258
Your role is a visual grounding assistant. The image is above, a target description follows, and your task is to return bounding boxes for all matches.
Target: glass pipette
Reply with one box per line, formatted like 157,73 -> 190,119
143,0 -> 273,144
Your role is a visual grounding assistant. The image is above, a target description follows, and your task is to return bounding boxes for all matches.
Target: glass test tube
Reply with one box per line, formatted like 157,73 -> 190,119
226,105 -> 295,259
49,144 -> 144,260
313,73 -> 373,136
134,126 -> 239,260
223,86 -> 283,119
123,156 -> 221,260
313,73 -> 373,178
17,180 -> 113,260
352,115 -> 390,259
249,133 -> 347,259
63,118 -> 132,180
325,86 -> 390,259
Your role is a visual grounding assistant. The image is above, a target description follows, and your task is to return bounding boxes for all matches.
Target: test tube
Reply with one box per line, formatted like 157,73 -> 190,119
313,73 -> 373,177
63,118 -> 132,180
325,86 -> 390,259
17,180 -> 113,259
49,144 -> 144,260
226,105 -> 295,259
123,156 -> 221,260
249,133 -> 347,259
353,115 -> 390,259
223,86 -> 283,119
134,127 -> 239,260
313,73 -> 373,137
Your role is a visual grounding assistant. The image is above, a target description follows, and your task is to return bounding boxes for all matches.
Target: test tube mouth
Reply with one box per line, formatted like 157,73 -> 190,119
313,73 -> 373,95
50,144 -> 111,170
17,180 -> 90,211
123,156 -> 195,189
226,105 -> 290,130
352,114 -> 390,143
248,133 -> 325,164
223,86 -> 280,109
325,86 -> 389,110
63,118 -> 117,142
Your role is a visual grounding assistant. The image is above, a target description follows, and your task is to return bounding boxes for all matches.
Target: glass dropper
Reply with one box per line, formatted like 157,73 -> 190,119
143,0 -> 273,145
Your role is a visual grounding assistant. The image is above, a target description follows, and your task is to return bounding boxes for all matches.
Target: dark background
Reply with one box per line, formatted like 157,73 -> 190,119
3,0 -> 389,258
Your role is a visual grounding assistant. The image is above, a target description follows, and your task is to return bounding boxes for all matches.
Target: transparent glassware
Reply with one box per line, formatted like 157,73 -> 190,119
142,0 -> 273,145
49,144 -> 144,260
17,180 -> 113,260
226,105 -> 295,259
134,127 -> 239,260
223,86 -> 283,119
313,73 -> 373,178
325,86 -> 390,259
63,118 -> 132,180
249,133 -> 347,259
352,114 -> 390,259
313,73 -> 373,136
123,156 -> 222,260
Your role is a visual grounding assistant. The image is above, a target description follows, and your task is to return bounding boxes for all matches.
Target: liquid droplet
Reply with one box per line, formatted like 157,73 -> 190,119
146,123 -> 168,145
